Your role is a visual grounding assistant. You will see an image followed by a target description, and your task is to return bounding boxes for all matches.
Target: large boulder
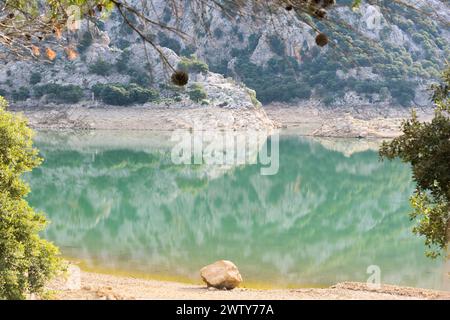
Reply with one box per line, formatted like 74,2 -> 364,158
200,260 -> 243,290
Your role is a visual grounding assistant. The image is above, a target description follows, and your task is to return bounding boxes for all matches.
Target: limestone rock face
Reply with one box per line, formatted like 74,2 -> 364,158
200,260 -> 243,290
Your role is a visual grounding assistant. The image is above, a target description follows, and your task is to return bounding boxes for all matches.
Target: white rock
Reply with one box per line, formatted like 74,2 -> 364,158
200,260 -> 243,290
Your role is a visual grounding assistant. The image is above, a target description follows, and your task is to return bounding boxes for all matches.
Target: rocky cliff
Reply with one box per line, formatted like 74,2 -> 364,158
0,0 -> 449,116
158,0 -> 447,108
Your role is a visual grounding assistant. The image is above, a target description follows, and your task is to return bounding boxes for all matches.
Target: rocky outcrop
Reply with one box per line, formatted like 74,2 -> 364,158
200,260 -> 243,290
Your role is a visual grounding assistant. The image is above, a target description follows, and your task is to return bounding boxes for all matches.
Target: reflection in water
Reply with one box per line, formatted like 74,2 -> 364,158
27,131 -> 447,290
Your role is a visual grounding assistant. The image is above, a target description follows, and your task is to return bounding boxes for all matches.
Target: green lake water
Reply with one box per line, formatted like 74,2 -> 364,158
27,131 -> 448,290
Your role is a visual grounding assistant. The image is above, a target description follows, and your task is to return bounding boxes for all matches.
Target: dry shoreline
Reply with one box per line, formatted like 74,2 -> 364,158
10,103 -> 434,138
10,103 -> 276,132
48,267 -> 450,300
264,103 -> 434,138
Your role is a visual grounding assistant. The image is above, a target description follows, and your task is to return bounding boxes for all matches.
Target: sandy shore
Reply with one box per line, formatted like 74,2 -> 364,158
48,268 -> 450,300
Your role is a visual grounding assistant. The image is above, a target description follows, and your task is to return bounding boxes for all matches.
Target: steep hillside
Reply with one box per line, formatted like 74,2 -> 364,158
0,0 -> 448,110
138,0 -> 449,107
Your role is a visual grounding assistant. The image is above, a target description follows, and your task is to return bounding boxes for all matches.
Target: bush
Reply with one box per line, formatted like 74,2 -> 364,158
128,69 -> 152,87
213,28 -> 224,39
115,50 -> 131,73
188,84 -> 207,102
34,84 -> 84,103
116,38 -> 131,50
158,32 -> 181,55
268,35 -> 286,56
128,84 -> 159,103
387,79 -> 416,107
100,85 -> 130,105
93,83 -> 159,106
89,59 -> 114,76
180,45 -> 196,57
162,7 -> 172,23
0,96 -> 61,299
322,95 -> 335,106
77,31 -> 93,54
178,55 -> 209,74
62,85 -> 84,103
29,72 -> 42,85
34,83 -> 59,97
12,87 -> 30,101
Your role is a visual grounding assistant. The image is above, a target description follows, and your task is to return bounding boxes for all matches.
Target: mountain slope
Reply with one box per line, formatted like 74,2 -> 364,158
0,0 -> 448,110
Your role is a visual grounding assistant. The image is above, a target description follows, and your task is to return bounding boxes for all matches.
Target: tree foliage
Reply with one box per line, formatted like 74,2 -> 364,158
34,83 -> 84,103
188,83 -> 208,103
92,83 -> 159,105
380,65 -> 450,258
0,96 -> 61,299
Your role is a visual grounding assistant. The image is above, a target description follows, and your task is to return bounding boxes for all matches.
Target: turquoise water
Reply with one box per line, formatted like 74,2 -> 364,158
27,131 -> 447,290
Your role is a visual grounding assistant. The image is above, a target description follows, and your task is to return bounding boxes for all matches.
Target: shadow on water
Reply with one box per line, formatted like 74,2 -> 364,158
26,130 -> 448,290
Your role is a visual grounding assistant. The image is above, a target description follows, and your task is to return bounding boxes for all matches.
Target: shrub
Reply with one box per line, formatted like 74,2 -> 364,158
210,59 -> 229,76
322,95 -> 335,106
188,84 -> 208,102
62,85 -> 84,103
128,69 -> 151,87
213,28 -> 224,39
0,96 -> 61,299
162,7 -> 172,23
100,85 -> 130,105
116,38 -> 131,50
158,32 -> 181,55
128,84 -> 159,104
29,72 -> 42,85
387,79 -> 416,107
180,45 -> 196,57
34,84 -> 84,103
92,83 -> 159,105
178,55 -> 209,74
248,34 -> 261,52
89,59 -> 114,76
34,83 -> 59,97
77,31 -> 93,54
12,87 -> 30,101
115,50 -> 131,73
268,35 -> 286,56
